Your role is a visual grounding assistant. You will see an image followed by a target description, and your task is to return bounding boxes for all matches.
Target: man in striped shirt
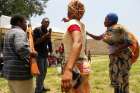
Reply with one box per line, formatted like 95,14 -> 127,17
3,15 -> 36,93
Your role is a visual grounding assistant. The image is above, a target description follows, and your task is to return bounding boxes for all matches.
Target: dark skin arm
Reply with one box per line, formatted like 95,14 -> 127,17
61,31 -> 82,92
86,32 -> 103,40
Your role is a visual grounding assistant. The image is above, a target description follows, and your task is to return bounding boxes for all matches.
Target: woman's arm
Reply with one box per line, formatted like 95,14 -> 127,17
87,32 -> 103,40
61,31 -> 82,92
65,31 -> 82,72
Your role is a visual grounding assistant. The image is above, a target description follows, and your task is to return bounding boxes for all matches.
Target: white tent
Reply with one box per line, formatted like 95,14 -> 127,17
0,15 -> 11,29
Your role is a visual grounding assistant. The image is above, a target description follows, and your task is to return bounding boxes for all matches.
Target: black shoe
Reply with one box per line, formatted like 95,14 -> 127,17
42,87 -> 50,91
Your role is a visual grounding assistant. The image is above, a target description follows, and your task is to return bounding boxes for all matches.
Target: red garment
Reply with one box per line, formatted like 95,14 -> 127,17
59,46 -> 64,53
67,24 -> 81,32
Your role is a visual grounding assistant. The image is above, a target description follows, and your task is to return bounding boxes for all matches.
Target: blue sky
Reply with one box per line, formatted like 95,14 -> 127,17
31,0 -> 140,42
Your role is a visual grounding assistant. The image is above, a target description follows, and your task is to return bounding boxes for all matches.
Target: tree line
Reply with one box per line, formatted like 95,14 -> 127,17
0,0 -> 49,18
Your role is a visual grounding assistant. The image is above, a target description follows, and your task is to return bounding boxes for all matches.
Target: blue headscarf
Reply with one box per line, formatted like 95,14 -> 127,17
106,13 -> 118,24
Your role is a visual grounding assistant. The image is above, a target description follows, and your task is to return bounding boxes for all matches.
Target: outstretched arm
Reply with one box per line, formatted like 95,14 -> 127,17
87,32 -> 103,40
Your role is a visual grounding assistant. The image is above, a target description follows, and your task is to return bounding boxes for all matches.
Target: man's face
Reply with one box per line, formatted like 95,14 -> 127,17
41,20 -> 49,28
104,17 -> 110,27
19,18 -> 27,31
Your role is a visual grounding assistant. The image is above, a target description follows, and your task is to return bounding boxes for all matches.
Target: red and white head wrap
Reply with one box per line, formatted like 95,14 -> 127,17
62,0 -> 85,22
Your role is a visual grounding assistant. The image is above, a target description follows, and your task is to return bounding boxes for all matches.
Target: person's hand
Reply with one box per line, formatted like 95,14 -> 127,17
62,18 -> 69,22
41,31 -> 51,41
49,28 -> 52,33
103,33 -> 112,41
30,51 -> 37,57
86,31 -> 90,35
61,69 -> 72,92
45,29 -> 51,38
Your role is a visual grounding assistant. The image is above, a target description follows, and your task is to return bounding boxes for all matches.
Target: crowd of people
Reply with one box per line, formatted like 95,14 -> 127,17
47,43 -> 64,67
1,0 -> 139,93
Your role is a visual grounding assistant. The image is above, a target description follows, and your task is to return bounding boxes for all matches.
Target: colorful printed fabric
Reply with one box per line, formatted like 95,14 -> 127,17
103,24 -> 139,63
102,24 -> 135,93
103,25 -> 132,46
76,59 -> 91,75
109,53 -> 131,93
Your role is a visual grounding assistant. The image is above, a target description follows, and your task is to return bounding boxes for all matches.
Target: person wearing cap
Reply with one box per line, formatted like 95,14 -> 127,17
33,18 -> 52,93
61,0 -> 90,93
87,13 -> 139,93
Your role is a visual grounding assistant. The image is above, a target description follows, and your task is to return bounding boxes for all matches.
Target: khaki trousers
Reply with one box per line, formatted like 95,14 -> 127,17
8,79 -> 34,93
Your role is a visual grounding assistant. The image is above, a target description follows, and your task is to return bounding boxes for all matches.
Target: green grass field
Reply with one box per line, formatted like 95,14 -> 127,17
0,55 -> 140,93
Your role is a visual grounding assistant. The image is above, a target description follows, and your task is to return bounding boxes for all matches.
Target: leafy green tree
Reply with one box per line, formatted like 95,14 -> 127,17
0,0 -> 49,18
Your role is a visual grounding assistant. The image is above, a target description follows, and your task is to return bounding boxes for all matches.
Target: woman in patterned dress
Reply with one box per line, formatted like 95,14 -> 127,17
87,13 -> 139,93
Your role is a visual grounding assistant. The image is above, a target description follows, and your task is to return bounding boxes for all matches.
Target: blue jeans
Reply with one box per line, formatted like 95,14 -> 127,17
35,55 -> 47,93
